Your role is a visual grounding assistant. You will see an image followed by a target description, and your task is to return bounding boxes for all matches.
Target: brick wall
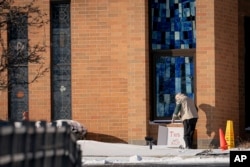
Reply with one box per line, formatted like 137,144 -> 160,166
0,19 -> 8,120
0,0 -> 246,148
28,0 -> 51,121
0,0 -> 51,121
196,0 -> 239,148
0,0 -> 147,143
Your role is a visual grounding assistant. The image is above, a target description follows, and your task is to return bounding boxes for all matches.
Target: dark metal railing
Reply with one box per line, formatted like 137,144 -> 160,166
0,121 -> 82,167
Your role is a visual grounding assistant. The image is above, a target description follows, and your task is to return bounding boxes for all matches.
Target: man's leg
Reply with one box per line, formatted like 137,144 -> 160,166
189,118 -> 198,148
183,120 -> 191,148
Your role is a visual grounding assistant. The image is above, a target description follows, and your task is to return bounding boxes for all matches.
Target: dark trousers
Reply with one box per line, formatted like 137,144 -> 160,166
183,118 -> 198,148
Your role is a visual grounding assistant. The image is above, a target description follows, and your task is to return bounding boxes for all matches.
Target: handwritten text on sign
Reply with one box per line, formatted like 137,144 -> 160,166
167,127 -> 185,147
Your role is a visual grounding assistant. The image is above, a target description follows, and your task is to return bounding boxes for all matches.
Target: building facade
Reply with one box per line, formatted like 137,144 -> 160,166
0,0 -> 249,148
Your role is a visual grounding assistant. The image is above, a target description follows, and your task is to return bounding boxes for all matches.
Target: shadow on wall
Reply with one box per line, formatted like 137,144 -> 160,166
199,104 -> 219,148
85,132 -> 127,144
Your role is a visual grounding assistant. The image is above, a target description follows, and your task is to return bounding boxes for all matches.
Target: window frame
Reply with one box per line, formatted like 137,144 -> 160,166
148,0 -> 196,123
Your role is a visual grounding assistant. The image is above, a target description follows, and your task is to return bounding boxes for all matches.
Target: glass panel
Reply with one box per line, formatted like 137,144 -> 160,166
51,2 -> 71,120
155,56 -> 194,118
52,65 -> 71,119
151,0 -> 196,50
8,14 -> 29,121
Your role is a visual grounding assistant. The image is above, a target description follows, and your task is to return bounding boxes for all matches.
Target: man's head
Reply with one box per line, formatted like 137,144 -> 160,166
175,93 -> 187,103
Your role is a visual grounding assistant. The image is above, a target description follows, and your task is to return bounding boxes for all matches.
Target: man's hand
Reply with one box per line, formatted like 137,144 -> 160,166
172,114 -> 177,123
171,118 -> 175,123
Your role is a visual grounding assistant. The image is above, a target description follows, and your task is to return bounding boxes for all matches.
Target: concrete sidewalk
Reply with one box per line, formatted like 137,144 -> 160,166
77,140 -> 230,166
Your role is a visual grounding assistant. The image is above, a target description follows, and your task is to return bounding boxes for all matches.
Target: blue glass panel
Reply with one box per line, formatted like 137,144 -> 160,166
151,0 -> 196,50
155,56 -> 194,117
8,67 -> 28,121
8,14 -> 29,121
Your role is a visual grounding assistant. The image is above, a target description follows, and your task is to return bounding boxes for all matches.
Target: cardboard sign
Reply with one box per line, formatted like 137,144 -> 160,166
167,127 -> 185,147
157,126 -> 185,148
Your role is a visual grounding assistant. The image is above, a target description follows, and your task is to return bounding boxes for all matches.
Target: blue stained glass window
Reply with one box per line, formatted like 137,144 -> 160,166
155,56 -> 194,118
151,0 -> 196,50
150,0 -> 196,121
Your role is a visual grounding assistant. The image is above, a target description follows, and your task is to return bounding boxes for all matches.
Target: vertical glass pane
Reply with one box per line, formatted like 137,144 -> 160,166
151,0 -> 196,50
8,14 -> 29,121
155,56 -> 194,118
51,3 -> 71,120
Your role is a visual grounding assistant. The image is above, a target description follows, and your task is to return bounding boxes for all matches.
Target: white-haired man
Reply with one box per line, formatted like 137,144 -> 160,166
172,93 -> 198,149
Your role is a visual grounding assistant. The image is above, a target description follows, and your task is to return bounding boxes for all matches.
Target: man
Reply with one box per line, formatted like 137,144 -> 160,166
172,93 -> 198,149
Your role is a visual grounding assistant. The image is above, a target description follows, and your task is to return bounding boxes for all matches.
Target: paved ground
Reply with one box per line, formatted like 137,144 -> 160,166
78,140 -> 231,167
82,163 -> 229,167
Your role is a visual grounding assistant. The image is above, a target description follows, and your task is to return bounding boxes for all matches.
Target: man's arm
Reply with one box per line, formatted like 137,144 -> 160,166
172,104 -> 181,123
173,104 -> 181,115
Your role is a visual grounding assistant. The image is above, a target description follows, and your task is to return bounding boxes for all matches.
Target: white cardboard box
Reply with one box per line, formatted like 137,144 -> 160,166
157,125 -> 185,148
